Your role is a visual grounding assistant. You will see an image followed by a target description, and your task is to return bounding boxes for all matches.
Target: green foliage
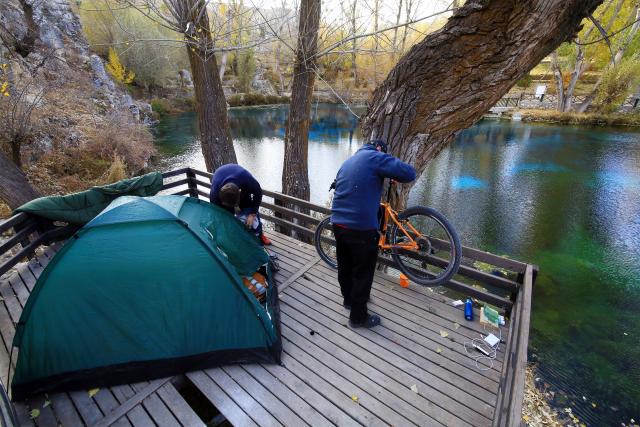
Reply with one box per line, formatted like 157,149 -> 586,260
595,57 -> 640,113
150,98 -> 171,117
227,94 -> 243,107
227,93 -> 289,107
237,50 -> 256,93
242,93 -> 265,106
516,72 -> 533,88
105,48 -> 135,85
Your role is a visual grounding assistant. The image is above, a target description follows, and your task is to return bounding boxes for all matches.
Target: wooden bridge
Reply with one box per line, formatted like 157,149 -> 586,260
0,168 -> 535,426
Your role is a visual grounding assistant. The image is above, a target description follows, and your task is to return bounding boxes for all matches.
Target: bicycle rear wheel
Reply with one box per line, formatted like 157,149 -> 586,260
314,216 -> 338,268
390,206 -> 461,287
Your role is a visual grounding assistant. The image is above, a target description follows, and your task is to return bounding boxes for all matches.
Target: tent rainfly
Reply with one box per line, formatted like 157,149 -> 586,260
11,195 -> 281,400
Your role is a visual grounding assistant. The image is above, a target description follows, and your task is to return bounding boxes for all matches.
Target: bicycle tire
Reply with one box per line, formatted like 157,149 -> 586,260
314,216 -> 338,269
390,206 -> 461,287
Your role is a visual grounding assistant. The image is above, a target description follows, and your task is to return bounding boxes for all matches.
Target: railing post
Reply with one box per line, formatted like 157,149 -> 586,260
186,169 -> 198,198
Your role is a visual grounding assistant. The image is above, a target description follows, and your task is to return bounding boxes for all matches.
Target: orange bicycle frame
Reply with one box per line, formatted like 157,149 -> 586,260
378,202 -> 424,251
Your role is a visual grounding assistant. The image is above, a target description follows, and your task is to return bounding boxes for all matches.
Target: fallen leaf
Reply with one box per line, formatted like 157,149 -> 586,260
439,330 -> 449,338
591,402 -> 596,408
43,400 -> 51,408
522,414 -> 529,423
453,323 -> 460,330
88,388 -> 99,397
582,396 -> 586,401
436,347 -> 442,354
351,395 -> 358,402
29,409 -> 40,419
410,384 -> 418,393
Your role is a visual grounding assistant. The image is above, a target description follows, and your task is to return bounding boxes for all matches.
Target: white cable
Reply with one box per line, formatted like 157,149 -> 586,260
463,324 -> 501,371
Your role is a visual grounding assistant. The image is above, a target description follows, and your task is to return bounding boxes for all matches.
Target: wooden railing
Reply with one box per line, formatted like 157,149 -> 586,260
0,167 -> 536,426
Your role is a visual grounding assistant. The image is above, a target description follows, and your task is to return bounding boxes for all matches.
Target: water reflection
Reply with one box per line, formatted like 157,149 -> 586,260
154,105 -> 640,425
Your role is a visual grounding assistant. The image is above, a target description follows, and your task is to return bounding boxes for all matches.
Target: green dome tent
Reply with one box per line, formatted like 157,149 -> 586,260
11,195 -> 281,400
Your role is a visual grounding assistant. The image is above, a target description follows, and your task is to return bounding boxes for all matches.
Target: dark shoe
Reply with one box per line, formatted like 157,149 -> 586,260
349,314 -> 381,329
260,233 -> 272,246
343,304 -> 351,309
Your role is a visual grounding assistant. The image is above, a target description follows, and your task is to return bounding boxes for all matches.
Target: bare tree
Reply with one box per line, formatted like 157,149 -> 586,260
362,0 -> 604,208
282,0 -> 321,205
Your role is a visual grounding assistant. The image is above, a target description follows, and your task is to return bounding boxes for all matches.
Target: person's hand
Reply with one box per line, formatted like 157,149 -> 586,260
245,213 -> 256,227
390,179 -> 397,185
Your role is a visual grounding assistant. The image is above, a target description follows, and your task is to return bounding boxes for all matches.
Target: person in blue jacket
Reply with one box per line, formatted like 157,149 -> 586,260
331,140 -> 416,328
210,164 -> 271,245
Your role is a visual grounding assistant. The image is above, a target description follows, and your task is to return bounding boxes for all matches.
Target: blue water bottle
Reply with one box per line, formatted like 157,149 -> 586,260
464,298 -> 473,321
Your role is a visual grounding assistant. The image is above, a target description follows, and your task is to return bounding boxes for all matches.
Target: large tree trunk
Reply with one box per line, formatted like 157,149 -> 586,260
186,4 -> 237,172
361,0 -> 603,209
282,0 -> 321,204
0,151 -> 40,210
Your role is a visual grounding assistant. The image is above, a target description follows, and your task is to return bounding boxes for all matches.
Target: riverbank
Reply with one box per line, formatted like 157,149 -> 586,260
504,109 -> 640,127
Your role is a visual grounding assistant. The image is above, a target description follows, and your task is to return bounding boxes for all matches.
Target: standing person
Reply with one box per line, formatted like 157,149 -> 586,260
210,164 -> 272,245
331,140 -> 416,328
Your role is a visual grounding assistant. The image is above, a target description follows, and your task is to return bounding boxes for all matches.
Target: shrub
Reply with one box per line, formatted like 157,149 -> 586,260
105,48 -> 135,85
104,155 -> 127,184
150,98 -> 171,117
265,95 -> 280,104
228,94 -> 243,107
516,73 -> 532,88
595,58 -> 640,114
242,93 -> 266,106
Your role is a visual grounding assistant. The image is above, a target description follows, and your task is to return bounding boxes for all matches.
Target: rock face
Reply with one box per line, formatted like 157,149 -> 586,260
251,65 -> 277,96
0,0 -> 154,168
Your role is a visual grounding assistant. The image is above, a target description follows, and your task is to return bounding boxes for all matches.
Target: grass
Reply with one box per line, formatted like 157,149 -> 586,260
512,109 -> 640,127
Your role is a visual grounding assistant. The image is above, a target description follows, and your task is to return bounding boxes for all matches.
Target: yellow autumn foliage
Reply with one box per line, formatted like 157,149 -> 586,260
105,47 -> 135,85
1,63 -> 9,97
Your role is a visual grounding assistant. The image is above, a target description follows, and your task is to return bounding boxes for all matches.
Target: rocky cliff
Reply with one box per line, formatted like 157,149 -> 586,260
0,0 -> 154,197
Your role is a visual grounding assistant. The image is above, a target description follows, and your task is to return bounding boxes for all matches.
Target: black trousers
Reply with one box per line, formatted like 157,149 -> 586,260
332,225 -> 379,323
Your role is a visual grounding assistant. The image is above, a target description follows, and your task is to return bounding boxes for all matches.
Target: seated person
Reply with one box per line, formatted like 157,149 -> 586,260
210,164 -> 271,245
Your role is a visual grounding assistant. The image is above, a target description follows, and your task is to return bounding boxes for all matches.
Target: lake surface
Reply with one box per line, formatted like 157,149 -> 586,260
154,104 -> 640,425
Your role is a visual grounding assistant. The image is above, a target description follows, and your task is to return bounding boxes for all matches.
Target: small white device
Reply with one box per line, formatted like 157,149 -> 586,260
484,333 -> 500,348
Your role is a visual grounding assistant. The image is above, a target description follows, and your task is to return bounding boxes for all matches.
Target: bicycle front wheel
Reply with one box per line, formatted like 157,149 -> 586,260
314,216 -> 338,269
390,206 -> 461,287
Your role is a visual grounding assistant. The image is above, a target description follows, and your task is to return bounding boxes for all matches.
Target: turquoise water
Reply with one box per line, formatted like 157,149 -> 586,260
153,105 -> 640,425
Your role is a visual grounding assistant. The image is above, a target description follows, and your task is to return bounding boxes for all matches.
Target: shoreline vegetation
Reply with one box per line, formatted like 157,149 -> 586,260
501,109 -> 640,127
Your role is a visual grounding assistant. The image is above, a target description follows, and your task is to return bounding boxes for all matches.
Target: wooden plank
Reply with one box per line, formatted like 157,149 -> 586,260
222,366 -> 309,426
0,223 -> 37,256
205,368 -> 282,427
156,382 -> 205,427
189,168 -> 212,180
260,213 -> 315,237
241,364 -> 334,427
161,168 -> 189,178
277,257 -> 320,293
13,401 -> 35,427
282,302 -> 497,415
282,284 -> 500,394
282,320 -> 488,426
274,351 -> 385,426
95,379 -> 169,427
48,393 -> 84,427
131,382 -> 180,427
186,370 -> 258,427
282,336 -> 421,426
110,384 -> 156,427
69,389 -> 105,426
262,190 -> 332,215
260,202 -> 320,225
308,263 -> 507,355
506,265 -> 533,427
161,178 -> 189,191
290,273 -> 504,379
27,395 -> 58,427
0,213 -> 30,235
282,283 -> 502,389
93,387 -> 133,427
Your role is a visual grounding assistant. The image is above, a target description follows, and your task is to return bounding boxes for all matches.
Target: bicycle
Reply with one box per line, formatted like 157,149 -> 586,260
314,183 -> 462,287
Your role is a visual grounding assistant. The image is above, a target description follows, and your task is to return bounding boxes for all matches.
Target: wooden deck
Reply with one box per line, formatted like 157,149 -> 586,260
0,168 -> 534,426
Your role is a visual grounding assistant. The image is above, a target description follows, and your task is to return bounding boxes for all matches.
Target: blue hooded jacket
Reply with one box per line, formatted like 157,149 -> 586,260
331,144 -> 416,230
210,164 -> 262,214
